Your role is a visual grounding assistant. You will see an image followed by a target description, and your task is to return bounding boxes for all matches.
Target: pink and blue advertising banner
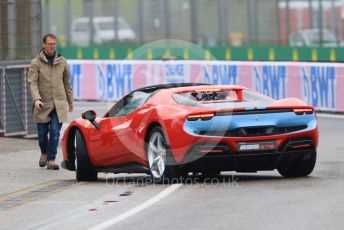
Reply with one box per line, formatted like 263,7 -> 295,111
68,60 -> 344,112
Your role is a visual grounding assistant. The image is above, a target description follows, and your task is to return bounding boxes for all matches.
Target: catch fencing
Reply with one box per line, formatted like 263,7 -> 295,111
40,0 -> 344,47
0,61 -> 36,137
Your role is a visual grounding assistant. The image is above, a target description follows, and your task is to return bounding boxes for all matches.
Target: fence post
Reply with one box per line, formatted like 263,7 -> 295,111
0,67 -> 4,134
24,66 -> 36,137
31,0 -> 41,56
331,0 -> 339,46
190,0 -> 199,44
63,0 -> 71,45
163,0 -> 171,39
309,0 -> 313,29
285,0 -> 290,45
318,0 -> 323,46
8,0 -> 16,59
138,0 -> 145,44
0,3 -> 2,59
275,0 -> 281,45
247,0 -> 253,44
112,0 -> 119,41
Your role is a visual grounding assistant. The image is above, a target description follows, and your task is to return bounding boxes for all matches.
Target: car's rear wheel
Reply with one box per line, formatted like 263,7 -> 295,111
278,151 -> 317,178
75,129 -> 97,181
146,126 -> 186,183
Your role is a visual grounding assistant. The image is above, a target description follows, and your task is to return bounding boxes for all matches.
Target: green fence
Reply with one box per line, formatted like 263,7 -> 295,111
57,45 -> 344,62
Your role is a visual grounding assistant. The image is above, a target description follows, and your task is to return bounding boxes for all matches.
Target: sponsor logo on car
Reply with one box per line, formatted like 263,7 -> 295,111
237,141 -> 276,151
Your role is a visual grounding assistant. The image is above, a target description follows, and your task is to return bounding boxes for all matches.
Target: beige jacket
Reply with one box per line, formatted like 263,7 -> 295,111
28,49 -> 73,123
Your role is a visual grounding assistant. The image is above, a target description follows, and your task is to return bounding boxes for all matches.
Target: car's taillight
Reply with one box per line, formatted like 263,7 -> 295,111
187,113 -> 214,121
293,108 -> 313,115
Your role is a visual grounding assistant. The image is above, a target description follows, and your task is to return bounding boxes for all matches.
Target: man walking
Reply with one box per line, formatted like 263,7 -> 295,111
28,33 -> 74,170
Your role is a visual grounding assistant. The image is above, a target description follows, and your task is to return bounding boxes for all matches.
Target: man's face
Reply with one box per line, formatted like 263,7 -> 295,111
43,36 -> 56,56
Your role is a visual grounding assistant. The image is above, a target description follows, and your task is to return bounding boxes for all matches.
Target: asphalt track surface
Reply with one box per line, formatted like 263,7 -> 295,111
0,101 -> 343,230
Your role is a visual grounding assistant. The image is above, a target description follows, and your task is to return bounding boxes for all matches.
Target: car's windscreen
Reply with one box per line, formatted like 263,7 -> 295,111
107,91 -> 151,117
172,89 -> 274,109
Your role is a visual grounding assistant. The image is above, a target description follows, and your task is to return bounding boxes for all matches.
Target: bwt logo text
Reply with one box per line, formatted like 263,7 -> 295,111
202,65 -> 238,85
97,64 -> 132,100
253,65 -> 286,100
302,66 -> 336,110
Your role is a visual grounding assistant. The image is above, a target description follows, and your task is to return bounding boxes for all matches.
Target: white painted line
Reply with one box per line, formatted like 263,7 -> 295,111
89,184 -> 182,230
317,113 -> 344,120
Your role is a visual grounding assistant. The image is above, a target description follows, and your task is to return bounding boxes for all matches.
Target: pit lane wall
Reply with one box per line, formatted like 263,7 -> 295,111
68,60 -> 343,112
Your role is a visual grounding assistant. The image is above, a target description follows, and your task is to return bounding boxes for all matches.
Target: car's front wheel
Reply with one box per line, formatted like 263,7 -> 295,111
278,151 -> 317,178
146,126 -> 186,183
75,129 -> 98,181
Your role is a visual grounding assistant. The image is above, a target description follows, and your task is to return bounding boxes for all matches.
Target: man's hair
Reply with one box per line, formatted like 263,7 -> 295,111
43,33 -> 57,43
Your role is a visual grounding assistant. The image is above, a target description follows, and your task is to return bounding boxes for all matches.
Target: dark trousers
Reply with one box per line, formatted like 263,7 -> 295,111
37,109 -> 62,161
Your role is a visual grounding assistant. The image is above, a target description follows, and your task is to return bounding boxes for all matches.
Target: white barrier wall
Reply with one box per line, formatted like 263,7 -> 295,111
68,60 -> 344,112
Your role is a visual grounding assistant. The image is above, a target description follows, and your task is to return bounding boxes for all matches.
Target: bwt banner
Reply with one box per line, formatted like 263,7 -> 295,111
67,60 -> 344,112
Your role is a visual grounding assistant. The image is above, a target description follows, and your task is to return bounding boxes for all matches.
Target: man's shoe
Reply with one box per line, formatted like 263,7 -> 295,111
39,160 -> 47,167
47,164 -> 59,170
39,155 -> 47,167
47,162 -> 59,170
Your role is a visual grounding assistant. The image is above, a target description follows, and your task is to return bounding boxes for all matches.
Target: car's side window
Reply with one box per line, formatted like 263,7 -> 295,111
107,91 -> 151,117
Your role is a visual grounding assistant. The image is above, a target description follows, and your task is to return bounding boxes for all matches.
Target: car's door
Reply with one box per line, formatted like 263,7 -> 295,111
88,91 -> 151,166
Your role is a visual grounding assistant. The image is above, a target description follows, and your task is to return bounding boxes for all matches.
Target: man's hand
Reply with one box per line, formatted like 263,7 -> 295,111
35,100 -> 43,109
69,104 -> 74,113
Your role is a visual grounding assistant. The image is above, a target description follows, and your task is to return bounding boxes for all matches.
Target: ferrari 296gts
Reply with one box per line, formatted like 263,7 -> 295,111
61,83 -> 318,182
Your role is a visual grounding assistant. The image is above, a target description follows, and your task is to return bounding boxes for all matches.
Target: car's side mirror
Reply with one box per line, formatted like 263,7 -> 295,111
82,110 -> 96,121
82,110 -> 100,129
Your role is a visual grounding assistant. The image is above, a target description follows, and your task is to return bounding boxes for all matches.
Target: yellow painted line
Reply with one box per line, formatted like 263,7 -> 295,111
247,48 -> 254,61
0,180 -> 83,210
225,48 -> 231,60
292,49 -> 298,61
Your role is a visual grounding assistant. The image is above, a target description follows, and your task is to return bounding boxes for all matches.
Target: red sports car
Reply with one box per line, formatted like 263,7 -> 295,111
61,83 -> 318,182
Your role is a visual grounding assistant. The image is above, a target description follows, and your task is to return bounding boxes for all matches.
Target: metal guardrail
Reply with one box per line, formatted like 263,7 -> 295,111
0,61 -> 37,137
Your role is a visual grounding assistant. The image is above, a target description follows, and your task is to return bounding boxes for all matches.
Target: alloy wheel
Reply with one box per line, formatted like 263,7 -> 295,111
147,131 -> 167,179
